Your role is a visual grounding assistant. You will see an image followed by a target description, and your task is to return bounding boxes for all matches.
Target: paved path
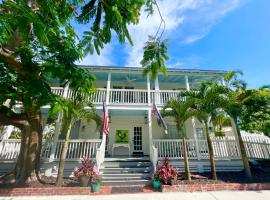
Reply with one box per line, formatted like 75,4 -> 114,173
1,191 -> 270,200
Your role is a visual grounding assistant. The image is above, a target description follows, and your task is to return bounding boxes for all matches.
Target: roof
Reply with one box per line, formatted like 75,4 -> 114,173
78,65 -> 227,76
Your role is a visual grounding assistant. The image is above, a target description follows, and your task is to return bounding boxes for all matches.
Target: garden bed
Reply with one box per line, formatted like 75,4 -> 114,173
1,164 -> 270,195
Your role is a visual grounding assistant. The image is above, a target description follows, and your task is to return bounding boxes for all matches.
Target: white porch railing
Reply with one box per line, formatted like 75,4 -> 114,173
0,139 -> 21,160
150,90 -> 185,105
95,134 -> 107,170
153,135 -> 270,160
109,89 -> 148,104
51,87 -> 64,96
150,145 -> 158,169
51,87 -> 187,105
52,139 -> 102,160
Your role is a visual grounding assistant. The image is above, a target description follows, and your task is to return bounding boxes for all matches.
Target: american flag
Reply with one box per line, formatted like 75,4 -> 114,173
102,102 -> 109,135
152,103 -> 168,134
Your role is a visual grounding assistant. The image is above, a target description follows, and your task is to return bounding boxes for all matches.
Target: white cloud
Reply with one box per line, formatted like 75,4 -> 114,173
77,44 -> 113,66
77,0 -> 246,67
125,0 -> 246,67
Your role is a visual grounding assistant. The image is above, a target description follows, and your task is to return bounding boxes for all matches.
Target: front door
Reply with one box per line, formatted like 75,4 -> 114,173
133,127 -> 143,155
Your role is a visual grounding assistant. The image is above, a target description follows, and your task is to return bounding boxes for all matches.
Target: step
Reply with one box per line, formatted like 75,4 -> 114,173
104,157 -> 150,162
102,173 -> 150,178
102,179 -> 151,186
102,161 -> 152,168
101,167 -> 152,173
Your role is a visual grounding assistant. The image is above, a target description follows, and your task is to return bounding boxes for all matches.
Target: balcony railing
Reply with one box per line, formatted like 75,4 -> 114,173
51,87 -> 185,105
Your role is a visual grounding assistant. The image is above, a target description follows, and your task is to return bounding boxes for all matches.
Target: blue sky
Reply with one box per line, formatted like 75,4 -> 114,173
79,0 -> 270,89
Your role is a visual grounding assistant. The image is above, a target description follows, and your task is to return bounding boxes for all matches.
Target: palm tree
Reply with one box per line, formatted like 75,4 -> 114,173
180,82 -> 224,180
220,71 -> 252,179
49,92 -> 101,186
162,99 -> 196,181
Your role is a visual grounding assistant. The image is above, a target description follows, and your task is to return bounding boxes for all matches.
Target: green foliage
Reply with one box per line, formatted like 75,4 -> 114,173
141,36 -> 169,80
78,0 -> 152,55
162,99 -> 196,138
49,94 -> 102,140
240,88 -> 270,135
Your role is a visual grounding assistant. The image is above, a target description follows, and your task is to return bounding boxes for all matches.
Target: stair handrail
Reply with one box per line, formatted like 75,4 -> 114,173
150,144 -> 158,170
95,133 -> 106,171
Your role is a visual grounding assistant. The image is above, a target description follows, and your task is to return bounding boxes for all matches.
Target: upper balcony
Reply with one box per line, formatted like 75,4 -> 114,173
50,66 -> 225,107
51,87 -> 185,106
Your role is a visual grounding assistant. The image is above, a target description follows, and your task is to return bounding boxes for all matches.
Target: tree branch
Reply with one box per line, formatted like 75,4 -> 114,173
0,48 -> 25,75
0,107 -> 29,128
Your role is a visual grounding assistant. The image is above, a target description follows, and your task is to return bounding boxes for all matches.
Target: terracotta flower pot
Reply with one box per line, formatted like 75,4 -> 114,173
79,175 -> 89,187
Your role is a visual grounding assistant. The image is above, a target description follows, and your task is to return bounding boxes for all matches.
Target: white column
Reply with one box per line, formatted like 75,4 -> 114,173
221,77 -> 226,86
105,72 -> 111,104
185,75 -> 200,159
45,112 -> 63,176
154,75 -> 160,104
147,74 -> 151,106
148,108 -> 153,155
184,75 -> 190,91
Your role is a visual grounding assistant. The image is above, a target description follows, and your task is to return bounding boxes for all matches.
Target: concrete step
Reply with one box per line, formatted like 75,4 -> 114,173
102,161 -> 152,168
101,167 -> 152,173
102,179 -> 151,186
102,173 -> 150,179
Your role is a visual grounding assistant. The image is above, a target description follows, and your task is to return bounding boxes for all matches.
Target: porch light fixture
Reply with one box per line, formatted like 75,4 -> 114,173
144,114 -> 148,124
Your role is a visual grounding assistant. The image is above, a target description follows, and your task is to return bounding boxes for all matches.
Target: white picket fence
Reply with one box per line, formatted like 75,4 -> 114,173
0,139 -> 101,161
153,134 -> 270,160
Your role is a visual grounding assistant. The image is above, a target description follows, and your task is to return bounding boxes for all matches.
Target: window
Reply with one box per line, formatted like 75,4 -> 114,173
165,125 -> 179,139
196,128 -> 205,140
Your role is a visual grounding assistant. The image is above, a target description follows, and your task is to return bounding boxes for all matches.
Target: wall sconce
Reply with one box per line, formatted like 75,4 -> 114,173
144,114 -> 148,124
81,125 -> 86,131
109,114 -> 112,123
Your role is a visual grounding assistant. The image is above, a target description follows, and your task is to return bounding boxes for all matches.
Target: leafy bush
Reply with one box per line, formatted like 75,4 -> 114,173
74,158 -> 102,184
153,158 -> 178,185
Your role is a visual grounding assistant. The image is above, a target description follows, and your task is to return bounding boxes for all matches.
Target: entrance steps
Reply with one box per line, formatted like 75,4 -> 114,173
100,157 -> 153,185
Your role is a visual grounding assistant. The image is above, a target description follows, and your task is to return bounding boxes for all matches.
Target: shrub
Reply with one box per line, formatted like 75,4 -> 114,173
154,158 -> 178,185
74,158 -> 102,184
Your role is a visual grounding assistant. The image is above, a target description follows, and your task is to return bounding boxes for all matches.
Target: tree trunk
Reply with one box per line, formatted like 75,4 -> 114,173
0,111 -> 43,185
182,137 -> 191,181
232,117 -> 252,179
55,119 -> 72,186
204,122 -> 217,180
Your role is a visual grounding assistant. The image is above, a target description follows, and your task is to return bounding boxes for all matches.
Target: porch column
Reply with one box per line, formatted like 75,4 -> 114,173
154,75 -> 160,104
45,112 -> 63,176
148,108 -> 153,155
147,74 -> 151,106
185,75 -> 200,160
105,72 -> 111,104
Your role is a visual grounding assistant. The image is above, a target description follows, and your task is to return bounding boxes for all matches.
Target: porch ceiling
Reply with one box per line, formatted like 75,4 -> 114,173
109,110 -> 147,116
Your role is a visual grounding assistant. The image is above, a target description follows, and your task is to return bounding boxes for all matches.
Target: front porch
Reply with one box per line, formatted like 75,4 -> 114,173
1,133 -> 270,177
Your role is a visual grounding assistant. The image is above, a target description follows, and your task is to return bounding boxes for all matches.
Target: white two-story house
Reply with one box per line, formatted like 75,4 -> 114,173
1,65 -> 270,184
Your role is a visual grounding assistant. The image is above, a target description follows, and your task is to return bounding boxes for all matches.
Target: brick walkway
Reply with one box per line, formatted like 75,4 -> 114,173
0,183 -> 270,196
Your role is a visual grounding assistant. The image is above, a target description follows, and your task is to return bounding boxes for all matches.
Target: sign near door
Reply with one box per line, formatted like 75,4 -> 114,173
115,130 -> 129,143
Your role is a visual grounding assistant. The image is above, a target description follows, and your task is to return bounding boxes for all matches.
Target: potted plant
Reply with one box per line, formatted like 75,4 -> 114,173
90,173 -> 102,192
74,158 -> 95,187
152,172 -> 161,190
152,158 -> 178,189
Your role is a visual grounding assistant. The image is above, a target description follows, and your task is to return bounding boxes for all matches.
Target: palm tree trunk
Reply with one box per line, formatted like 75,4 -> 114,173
232,117 -> 252,179
204,122 -> 217,180
182,137 -> 191,181
56,119 -> 73,186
